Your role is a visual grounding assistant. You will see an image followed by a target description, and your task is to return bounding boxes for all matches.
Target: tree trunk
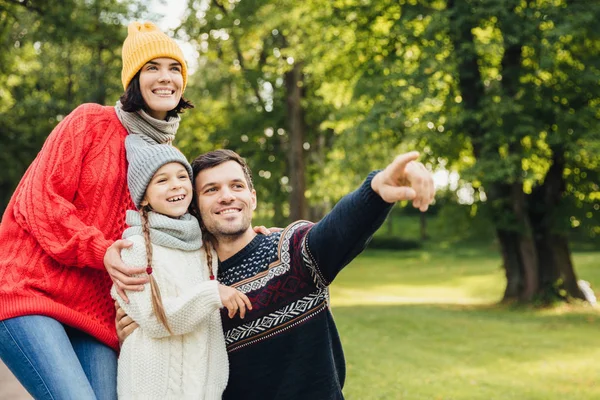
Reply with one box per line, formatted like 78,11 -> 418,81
552,235 -> 584,299
529,147 -> 585,301
497,1 -> 544,301
510,183 -> 539,301
448,0 -> 585,304
308,203 -> 328,223
532,223 -> 561,300
497,229 -> 523,301
486,181 -> 526,302
285,61 -> 306,221
92,1 -> 105,105
448,0 -> 529,303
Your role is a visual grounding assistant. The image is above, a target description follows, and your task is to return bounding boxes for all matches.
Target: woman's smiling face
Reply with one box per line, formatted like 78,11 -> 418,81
138,57 -> 183,120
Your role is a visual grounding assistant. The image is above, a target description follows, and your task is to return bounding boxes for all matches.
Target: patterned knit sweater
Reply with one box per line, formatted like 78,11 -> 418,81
112,236 -> 228,399
219,172 -> 392,400
0,104 -> 132,351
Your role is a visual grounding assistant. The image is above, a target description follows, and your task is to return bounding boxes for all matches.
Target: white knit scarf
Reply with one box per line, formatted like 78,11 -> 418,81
114,101 -> 180,144
123,210 -> 202,251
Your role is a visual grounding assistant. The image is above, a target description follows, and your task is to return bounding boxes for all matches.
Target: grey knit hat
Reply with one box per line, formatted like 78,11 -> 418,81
125,135 -> 193,209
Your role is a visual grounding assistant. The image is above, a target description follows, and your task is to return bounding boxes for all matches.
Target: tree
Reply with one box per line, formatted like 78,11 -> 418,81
443,0 -> 600,302
256,0 -> 600,303
178,0 -> 347,223
0,0 -> 148,215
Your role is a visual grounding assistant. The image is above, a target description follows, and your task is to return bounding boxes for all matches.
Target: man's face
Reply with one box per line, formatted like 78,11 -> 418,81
194,161 -> 256,239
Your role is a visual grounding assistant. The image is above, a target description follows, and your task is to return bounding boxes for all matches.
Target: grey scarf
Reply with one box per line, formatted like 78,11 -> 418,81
123,210 -> 202,251
114,101 -> 180,144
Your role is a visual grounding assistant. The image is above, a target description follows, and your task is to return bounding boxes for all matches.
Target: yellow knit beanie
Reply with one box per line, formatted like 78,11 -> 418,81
121,21 -> 187,91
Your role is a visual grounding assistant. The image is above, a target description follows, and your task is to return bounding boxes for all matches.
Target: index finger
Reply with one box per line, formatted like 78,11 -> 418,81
390,151 -> 420,172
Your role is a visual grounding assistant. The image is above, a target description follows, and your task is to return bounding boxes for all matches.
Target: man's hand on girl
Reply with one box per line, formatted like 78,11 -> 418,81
115,301 -> 138,345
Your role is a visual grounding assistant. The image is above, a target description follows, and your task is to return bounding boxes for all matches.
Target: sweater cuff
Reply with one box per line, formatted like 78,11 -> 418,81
359,170 -> 394,209
202,280 -> 223,309
90,238 -> 114,270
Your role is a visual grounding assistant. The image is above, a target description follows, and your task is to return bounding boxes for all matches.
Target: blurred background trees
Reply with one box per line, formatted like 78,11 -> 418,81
1,0 -> 598,305
0,0 -> 148,211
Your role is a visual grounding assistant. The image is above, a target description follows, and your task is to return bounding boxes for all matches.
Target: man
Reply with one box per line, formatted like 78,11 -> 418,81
111,149 -> 434,399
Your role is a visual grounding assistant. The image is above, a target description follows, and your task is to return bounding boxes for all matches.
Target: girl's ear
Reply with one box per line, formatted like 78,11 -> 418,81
141,198 -> 149,207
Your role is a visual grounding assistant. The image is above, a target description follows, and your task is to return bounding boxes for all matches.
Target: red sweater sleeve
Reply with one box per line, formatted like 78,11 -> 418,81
12,104 -> 116,270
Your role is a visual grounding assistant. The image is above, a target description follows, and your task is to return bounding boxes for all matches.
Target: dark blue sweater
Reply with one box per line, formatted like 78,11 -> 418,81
218,172 -> 392,400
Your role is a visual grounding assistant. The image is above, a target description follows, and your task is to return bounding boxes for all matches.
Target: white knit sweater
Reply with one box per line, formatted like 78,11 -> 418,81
111,235 -> 228,399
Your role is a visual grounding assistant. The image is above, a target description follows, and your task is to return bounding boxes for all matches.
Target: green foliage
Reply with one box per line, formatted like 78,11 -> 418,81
2,0 -> 598,243
176,0 -> 598,242
0,0 -> 150,215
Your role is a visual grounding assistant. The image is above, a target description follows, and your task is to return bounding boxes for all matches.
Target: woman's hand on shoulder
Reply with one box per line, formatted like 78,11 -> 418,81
104,239 -> 148,303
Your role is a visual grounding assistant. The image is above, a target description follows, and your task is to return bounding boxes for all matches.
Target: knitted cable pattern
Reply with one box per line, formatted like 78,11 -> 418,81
112,236 -> 228,399
0,103 -> 132,350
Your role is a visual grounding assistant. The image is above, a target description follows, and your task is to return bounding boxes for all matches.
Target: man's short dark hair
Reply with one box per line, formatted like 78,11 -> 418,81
191,149 -> 254,190
119,71 -> 194,119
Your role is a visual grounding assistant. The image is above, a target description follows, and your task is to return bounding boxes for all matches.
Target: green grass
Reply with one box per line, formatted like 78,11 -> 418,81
331,246 -> 600,400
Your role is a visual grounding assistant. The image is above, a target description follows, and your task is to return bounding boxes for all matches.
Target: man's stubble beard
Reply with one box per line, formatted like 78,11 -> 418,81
206,215 -> 252,242
213,226 -> 247,240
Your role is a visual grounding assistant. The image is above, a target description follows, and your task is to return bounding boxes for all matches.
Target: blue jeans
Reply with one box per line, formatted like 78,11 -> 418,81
0,315 -> 117,400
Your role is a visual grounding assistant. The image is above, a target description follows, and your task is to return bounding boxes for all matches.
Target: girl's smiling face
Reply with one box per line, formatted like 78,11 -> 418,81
142,162 -> 192,218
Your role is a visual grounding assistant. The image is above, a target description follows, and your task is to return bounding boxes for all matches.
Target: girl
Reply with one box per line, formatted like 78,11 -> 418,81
112,135 -> 251,399
0,21 -> 192,399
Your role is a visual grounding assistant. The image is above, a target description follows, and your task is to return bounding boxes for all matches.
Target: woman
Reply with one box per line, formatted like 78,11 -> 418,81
0,21 -> 191,399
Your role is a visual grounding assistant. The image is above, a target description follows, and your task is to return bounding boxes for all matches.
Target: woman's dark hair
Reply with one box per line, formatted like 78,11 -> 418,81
119,71 -> 194,119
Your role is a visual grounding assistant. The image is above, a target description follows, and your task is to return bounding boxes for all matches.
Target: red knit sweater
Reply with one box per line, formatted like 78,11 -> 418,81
0,103 -> 133,351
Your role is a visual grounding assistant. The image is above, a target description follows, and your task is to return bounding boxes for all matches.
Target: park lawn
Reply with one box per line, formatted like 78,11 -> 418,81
330,246 -> 600,400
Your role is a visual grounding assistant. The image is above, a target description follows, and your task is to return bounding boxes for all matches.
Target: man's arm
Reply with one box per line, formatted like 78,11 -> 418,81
306,151 -> 435,284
